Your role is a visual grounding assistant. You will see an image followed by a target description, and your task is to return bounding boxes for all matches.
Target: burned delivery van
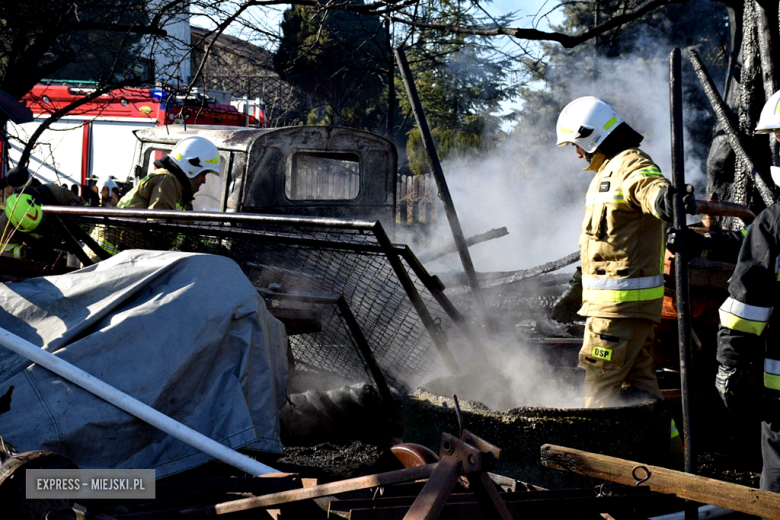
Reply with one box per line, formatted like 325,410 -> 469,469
132,126 -> 398,229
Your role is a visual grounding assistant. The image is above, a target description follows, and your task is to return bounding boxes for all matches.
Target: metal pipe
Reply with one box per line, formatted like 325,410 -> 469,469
372,222 -> 460,375
46,214 -> 94,266
399,248 -> 488,355
336,295 -> 394,405
670,50 -> 697,520
41,206 -> 378,231
0,327 -> 279,476
695,200 -> 756,225
394,48 -> 491,332
688,49 -> 776,207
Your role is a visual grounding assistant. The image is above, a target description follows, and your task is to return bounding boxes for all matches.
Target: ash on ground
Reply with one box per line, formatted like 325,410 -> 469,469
273,441 -> 382,481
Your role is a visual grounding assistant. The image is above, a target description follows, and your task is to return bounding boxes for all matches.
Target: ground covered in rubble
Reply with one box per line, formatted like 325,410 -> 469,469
697,452 -> 761,488
273,441 -> 383,481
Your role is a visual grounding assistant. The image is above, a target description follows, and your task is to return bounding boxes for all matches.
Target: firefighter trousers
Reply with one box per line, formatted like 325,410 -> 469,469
761,399 -> 780,493
579,317 -> 662,408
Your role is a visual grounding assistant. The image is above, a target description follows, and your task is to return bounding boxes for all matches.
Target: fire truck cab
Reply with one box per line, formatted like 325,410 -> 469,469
133,125 -> 398,228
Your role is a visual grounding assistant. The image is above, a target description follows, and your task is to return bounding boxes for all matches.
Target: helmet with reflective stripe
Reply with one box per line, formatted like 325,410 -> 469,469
556,96 -> 623,153
4,193 -> 43,232
756,90 -> 780,134
169,136 -> 221,179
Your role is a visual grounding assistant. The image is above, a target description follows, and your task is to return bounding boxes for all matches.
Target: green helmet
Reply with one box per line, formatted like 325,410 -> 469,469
5,193 -> 43,232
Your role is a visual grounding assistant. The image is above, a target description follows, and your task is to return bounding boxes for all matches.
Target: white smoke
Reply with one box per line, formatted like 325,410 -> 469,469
423,54 -> 707,274
414,53 -> 708,410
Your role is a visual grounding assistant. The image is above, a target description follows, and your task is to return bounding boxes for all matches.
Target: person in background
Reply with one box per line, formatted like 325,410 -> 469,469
82,184 -> 100,207
99,178 -> 119,207
117,136 -> 220,211
715,89 -> 780,493
110,187 -> 121,207
70,184 -> 80,197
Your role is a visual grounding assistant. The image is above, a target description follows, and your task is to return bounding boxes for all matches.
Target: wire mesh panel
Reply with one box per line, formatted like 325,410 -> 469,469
70,215 -> 455,393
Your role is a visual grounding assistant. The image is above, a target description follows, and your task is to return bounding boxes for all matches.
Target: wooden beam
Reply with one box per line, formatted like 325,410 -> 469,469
541,444 -> 780,520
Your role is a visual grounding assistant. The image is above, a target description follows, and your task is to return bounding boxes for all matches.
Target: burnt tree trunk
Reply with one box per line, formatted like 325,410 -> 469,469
707,0 -> 779,226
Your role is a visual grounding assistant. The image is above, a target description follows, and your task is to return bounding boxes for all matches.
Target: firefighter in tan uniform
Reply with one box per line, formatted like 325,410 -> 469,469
555,97 -> 696,408
92,136 -> 221,256
118,136 -> 220,211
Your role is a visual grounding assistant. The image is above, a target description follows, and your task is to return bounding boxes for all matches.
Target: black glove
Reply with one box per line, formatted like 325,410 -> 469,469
666,227 -> 708,260
655,184 -> 697,222
715,364 -> 744,411
551,268 -> 583,323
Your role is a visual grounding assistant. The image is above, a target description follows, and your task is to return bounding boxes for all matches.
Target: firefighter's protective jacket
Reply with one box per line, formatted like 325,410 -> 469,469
99,162 -> 194,256
718,203 -> 780,398
578,148 -> 671,321
117,169 -> 189,211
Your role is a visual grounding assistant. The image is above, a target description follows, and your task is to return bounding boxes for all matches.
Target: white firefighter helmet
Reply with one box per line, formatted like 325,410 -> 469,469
756,90 -> 780,134
556,96 -> 623,153
771,166 -> 780,187
169,136 -> 221,178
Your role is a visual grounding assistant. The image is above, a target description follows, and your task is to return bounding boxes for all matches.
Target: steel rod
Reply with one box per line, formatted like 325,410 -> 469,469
670,49 -> 697,520
46,214 -> 93,266
372,222 -> 460,375
688,49 -> 776,207
394,48 -> 490,331
41,206 -> 378,230
202,464 -> 436,515
0,327 -> 279,476
337,295 -> 395,405
399,248 -> 488,354
58,214 -> 113,261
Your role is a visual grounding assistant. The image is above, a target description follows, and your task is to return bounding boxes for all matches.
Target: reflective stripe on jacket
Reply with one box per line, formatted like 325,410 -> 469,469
717,202 -> 780,397
578,148 -> 671,321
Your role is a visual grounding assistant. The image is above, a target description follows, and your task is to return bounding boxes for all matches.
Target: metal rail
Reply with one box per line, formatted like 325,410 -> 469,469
372,223 -> 461,375
41,206 -> 378,230
53,208 -> 461,377
395,48 -> 491,336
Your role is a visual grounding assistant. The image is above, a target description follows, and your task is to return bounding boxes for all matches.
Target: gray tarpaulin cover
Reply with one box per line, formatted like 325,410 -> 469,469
0,250 -> 288,477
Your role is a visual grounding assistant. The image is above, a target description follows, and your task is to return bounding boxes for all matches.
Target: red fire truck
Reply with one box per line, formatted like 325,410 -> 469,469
5,83 -> 264,187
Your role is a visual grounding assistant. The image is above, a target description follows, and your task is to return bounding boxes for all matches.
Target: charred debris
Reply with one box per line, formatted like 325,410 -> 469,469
0,49 -> 777,520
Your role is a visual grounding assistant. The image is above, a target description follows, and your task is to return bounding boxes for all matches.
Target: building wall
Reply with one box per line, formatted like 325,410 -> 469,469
149,2 -> 191,84
190,26 -> 317,127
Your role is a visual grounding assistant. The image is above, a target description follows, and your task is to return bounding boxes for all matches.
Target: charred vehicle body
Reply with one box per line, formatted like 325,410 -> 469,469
132,125 -> 398,230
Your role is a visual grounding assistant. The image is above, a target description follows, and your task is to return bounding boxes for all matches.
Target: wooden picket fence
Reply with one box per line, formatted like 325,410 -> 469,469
396,173 -> 437,225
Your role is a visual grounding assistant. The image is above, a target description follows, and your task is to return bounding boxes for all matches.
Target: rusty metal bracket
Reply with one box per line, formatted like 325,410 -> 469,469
403,430 -> 510,520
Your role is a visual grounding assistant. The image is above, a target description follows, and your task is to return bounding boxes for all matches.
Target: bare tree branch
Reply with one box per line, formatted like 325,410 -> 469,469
389,0 -> 689,48
66,21 -> 167,36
